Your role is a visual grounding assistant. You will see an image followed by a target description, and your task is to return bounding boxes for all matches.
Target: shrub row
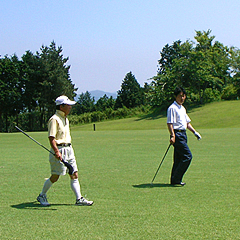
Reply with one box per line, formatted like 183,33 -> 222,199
68,105 -> 151,125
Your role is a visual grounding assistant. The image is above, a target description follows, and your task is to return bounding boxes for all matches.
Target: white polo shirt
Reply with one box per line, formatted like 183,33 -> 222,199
167,101 -> 191,130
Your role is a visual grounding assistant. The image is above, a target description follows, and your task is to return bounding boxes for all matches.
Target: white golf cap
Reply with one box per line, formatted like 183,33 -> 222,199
55,95 -> 76,105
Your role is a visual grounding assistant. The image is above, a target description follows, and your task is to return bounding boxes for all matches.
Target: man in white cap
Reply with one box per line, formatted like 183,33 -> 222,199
37,95 -> 93,206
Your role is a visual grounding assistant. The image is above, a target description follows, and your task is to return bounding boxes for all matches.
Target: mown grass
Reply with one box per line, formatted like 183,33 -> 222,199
71,100 -> 240,131
1,100 -> 240,239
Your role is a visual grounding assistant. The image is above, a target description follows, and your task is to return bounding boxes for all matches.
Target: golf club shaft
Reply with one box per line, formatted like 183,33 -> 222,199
15,126 -> 74,175
15,126 -> 54,156
151,143 -> 171,184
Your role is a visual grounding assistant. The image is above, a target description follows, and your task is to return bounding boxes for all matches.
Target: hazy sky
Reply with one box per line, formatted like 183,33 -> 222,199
1,0 -> 239,93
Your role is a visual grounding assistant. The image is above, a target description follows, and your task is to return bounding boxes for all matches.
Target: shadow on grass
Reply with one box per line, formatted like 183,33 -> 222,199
132,183 -> 176,188
135,104 -> 204,122
11,201 -> 72,210
135,107 -> 166,121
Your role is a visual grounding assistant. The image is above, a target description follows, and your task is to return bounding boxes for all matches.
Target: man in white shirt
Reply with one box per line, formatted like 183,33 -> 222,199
37,95 -> 93,206
167,87 -> 201,186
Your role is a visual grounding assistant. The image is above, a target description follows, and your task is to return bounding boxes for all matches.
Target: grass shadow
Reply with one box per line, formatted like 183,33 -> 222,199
135,107 -> 166,121
11,201 -> 72,210
135,103 -> 204,122
135,113 -> 165,121
132,183 -> 175,188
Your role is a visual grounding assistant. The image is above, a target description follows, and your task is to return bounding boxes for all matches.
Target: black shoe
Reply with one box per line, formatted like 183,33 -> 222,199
171,182 -> 186,186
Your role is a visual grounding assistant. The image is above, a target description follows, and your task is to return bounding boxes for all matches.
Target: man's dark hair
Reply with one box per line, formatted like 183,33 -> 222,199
174,87 -> 186,97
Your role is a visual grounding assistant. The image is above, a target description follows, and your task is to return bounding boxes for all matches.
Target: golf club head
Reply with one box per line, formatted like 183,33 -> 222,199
62,160 -> 74,175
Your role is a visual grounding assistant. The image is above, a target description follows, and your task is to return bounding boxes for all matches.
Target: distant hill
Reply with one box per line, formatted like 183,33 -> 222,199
75,90 -> 117,102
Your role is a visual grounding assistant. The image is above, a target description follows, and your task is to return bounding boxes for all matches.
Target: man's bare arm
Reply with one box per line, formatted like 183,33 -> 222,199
167,123 -> 175,144
49,136 -> 62,160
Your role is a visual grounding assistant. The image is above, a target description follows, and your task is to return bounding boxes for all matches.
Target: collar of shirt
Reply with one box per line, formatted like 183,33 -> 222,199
56,110 -> 67,125
56,110 -> 66,118
174,101 -> 182,109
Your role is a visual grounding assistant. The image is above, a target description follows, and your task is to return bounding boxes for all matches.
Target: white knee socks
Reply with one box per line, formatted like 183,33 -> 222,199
70,179 -> 82,200
40,178 -> 82,200
41,178 -> 53,195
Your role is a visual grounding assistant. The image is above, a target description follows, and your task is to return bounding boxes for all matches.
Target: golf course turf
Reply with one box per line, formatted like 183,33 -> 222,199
0,101 -> 239,239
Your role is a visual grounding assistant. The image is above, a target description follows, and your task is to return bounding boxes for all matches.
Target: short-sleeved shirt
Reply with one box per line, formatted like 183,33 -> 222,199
167,101 -> 191,130
48,110 -> 72,144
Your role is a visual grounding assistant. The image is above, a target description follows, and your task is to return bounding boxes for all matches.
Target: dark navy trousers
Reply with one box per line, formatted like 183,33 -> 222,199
171,131 -> 192,184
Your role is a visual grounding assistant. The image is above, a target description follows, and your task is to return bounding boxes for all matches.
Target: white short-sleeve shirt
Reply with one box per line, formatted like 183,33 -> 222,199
167,101 -> 191,130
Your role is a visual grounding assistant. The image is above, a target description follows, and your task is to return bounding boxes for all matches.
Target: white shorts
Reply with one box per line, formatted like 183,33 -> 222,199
49,145 -> 78,175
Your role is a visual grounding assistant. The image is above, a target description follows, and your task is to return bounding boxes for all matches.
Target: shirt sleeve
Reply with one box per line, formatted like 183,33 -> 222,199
186,113 -> 191,123
48,118 -> 58,138
167,107 -> 176,124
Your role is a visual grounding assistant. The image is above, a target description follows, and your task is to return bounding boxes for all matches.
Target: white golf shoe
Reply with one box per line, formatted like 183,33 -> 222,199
75,197 -> 93,206
37,194 -> 50,206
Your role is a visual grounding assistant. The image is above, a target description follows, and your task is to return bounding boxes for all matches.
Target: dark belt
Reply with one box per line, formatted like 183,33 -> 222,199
174,129 -> 186,132
57,143 -> 71,147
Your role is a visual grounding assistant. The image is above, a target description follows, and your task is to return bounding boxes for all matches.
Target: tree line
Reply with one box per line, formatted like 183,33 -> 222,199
1,30 -> 240,132
149,30 -> 240,107
72,71 -> 145,115
72,30 -> 240,115
0,42 -> 77,132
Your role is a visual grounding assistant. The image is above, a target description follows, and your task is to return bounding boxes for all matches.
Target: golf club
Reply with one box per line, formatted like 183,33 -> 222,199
151,143 -> 171,185
15,126 -> 74,175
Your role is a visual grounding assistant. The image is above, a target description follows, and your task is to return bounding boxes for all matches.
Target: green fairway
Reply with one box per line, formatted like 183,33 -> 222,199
71,100 -> 240,131
1,101 -> 240,239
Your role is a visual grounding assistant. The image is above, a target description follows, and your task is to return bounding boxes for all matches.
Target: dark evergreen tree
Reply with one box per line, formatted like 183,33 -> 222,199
0,55 -> 23,132
73,91 -> 95,114
95,94 -> 115,111
38,41 -> 77,119
115,72 -> 144,108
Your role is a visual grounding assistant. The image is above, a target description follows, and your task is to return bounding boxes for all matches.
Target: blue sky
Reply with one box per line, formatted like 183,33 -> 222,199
1,0 -> 239,93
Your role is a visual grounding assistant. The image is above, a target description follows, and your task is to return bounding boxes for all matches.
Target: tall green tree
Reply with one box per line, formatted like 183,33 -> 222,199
73,91 -> 95,114
115,72 -> 144,108
38,41 -> 77,118
0,55 -> 23,131
21,51 -> 45,130
229,47 -> 240,98
0,41 -> 77,132
95,94 -> 115,111
150,30 -> 231,105
188,30 -> 231,103
147,41 -> 188,106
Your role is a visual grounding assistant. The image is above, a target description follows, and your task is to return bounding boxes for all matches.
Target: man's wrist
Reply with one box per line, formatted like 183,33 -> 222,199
54,149 -> 60,154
